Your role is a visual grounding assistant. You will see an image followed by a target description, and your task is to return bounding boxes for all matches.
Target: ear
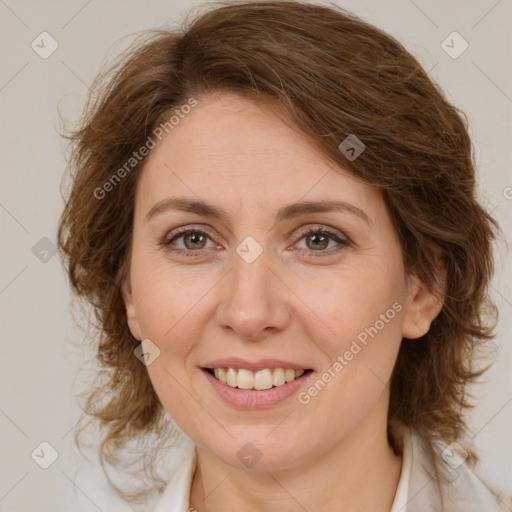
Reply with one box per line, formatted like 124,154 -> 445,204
401,273 -> 444,339
121,274 -> 143,341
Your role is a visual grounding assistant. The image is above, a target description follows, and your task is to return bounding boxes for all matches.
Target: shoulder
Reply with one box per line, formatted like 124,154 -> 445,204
404,427 -> 510,512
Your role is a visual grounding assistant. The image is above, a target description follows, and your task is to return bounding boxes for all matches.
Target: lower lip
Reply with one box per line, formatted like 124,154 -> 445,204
202,369 -> 313,408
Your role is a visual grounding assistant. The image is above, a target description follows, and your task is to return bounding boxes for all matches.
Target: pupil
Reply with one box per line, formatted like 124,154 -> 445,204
186,233 -> 205,249
308,233 -> 328,250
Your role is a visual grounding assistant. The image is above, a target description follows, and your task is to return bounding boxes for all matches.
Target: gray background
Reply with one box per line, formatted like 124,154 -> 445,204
1,0 -> 511,510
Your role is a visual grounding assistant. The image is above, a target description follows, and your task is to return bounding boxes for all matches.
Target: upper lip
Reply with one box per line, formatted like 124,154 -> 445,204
202,357 -> 312,372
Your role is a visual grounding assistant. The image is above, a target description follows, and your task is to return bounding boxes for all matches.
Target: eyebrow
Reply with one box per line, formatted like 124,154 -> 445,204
145,197 -> 371,226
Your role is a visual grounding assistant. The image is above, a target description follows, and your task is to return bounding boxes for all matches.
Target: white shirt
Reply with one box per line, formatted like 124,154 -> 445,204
153,427 -> 507,511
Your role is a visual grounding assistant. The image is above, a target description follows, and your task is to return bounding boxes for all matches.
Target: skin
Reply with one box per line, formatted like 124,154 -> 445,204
121,92 -> 443,511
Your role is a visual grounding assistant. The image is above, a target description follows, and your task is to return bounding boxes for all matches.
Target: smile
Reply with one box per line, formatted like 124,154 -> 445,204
204,367 -> 312,390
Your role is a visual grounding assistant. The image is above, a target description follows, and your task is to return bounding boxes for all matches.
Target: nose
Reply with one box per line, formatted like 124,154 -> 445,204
214,244 -> 291,341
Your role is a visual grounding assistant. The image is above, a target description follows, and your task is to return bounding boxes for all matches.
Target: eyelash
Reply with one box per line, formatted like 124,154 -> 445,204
160,226 -> 351,258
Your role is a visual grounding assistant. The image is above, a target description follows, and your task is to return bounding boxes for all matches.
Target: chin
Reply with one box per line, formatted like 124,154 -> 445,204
206,434 -> 312,473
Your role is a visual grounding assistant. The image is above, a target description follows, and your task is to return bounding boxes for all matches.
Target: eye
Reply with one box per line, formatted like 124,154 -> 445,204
161,228 -> 216,256
293,227 -> 350,256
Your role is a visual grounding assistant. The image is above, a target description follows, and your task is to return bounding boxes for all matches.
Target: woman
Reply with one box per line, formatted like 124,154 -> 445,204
57,1 -> 510,510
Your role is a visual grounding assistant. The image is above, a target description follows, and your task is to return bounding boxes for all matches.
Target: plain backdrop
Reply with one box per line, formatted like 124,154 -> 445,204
1,0 -> 511,510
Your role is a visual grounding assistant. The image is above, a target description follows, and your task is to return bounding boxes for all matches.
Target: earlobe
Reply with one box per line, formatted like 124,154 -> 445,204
121,276 -> 142,341
401,275 -> 444,339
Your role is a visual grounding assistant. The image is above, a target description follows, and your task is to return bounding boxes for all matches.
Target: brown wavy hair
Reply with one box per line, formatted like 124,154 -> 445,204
57,0 -> 499,503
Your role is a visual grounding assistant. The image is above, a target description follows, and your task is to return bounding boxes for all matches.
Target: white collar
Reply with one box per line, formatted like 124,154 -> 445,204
153,426 -> 505,512
153,447 -> 197,512
389,424 -> 412,512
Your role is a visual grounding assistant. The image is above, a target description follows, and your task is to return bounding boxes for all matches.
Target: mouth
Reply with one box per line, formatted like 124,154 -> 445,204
201,367 -> 314,390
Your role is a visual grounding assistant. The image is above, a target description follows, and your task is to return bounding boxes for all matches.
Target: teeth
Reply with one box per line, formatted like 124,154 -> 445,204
209,367 -> 308,390
226,368 -> 237,387
237,369 -> 254,389
285,369 -> 295,382
272,368 -> 285,387
217,368 -> 227,384
254,369 -> 273,390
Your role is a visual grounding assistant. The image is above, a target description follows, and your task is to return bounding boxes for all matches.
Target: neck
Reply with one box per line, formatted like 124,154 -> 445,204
189,400 -> 403,511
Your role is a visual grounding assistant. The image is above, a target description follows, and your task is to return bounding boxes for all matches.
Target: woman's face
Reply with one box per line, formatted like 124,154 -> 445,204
122,92 -> 440,471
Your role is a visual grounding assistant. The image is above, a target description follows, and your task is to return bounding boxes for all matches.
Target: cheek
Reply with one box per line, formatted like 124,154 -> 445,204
292,264 -> 405,410
295,264 -> 405,352
131,250 -> 211,341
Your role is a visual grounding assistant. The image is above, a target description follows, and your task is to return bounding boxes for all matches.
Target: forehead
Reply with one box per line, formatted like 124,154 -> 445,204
136,93 -> 382,220
147,93 -> 330,170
